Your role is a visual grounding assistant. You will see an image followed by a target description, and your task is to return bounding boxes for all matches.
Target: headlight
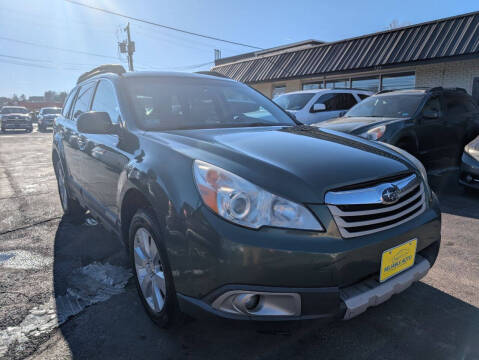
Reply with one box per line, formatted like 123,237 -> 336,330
193,160 -> 323,231
465,140 -> 479,160
360,125 -> 386,141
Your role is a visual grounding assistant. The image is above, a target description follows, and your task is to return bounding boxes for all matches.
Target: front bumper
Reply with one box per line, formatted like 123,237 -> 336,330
172,193 -> 441,321
1,120 -> 32,130
459,152 -> 479,189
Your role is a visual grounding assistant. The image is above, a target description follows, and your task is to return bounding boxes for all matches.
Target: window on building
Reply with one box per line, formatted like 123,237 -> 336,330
302,82 -> 323,90
272,85 -> 286,99
315,93 -> 357,111
381,73 -> 415,90
325,79 -> 349,89
351,77 -> 380,92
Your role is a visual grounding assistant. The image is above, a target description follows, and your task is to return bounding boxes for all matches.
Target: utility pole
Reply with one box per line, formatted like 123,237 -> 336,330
118,22 -> 135,71
214,49 -> 222,62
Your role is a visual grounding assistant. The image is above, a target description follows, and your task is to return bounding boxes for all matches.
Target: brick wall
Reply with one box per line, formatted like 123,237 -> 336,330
414,58 -> 479,94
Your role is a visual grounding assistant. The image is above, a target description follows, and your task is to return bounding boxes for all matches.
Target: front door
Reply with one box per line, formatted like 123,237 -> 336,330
77,80 -> 128,225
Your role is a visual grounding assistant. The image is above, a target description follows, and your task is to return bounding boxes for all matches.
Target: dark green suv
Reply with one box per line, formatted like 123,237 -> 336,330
53,65 -> 441,327
317,88 -> 479,168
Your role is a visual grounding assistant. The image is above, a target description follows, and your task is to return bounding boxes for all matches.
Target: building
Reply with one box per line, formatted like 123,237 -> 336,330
211,11 -> 479,103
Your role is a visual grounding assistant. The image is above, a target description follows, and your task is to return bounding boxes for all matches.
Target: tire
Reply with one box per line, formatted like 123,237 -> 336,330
53,158 -> 84,218
38,125 -> 44,132
129,208 -> 182,328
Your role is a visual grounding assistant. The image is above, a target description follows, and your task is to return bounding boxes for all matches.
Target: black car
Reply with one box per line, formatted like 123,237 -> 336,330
53,65 -> 441,328
316,88 -> 479,168
459,136 -> 479,190
0,106 -> 33,133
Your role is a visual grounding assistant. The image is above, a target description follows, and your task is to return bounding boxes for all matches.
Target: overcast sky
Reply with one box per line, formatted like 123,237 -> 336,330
0,0 -> 477,97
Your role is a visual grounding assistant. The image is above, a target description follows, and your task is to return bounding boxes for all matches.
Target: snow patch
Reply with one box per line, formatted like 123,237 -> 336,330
0,262 -> 131,356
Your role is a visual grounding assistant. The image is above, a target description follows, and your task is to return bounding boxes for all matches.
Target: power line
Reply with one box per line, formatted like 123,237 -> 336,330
0,36 -> 118,60
64,0 -> 263,50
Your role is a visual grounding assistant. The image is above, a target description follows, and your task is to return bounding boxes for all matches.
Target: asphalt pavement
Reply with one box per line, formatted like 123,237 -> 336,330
0,127 -> 478,360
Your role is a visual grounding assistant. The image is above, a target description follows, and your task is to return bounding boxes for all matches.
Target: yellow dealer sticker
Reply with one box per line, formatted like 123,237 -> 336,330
380,239 -> 417,282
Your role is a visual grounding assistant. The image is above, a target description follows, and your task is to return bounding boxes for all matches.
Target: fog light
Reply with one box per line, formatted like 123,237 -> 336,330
466,174 -> 473,183
244,294 -> 260,310
212,290 -> 301,317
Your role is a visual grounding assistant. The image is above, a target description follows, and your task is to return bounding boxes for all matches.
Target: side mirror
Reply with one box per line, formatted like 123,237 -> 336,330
311,103 -> 326,113
77,111 -> 114,134
423,109 -> 439,119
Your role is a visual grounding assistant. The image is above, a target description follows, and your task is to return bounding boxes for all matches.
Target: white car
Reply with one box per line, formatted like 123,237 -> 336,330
274,89 -> 372,124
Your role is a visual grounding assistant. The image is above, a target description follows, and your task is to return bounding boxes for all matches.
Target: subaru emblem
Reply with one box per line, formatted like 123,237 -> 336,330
381,184 -> 400,204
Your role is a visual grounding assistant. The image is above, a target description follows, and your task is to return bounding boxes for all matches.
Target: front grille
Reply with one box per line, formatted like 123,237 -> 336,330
326,174 -> 426,238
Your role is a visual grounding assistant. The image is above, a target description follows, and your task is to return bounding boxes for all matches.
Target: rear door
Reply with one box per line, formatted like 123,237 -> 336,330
62,81 -> 96,195
415,95 -> 446,163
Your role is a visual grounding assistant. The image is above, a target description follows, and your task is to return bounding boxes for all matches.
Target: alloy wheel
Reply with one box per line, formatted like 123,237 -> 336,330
133,227 -> 167,313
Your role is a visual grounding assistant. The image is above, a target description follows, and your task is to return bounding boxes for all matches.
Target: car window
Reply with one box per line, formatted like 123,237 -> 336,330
446,96 -> 469,117
126,77 -> 295,131
422,96 -> 442,116
91,80 -> 120,124
62,89 -> 77,119
1,107 -> 28,114
71,83 -> 95,121
346,94 -> 424,118
358,94 -> 370,100
274,93 -> 315,111
315,93 -> 357,111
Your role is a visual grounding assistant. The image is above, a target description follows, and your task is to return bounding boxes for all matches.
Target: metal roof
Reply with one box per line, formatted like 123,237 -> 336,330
212,11 -> 479,83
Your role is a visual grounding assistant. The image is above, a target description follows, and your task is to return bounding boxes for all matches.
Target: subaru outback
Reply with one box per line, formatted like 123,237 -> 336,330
52,65 -> 441,327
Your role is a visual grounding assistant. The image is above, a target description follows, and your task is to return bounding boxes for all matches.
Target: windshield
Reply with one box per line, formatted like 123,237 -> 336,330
1,107 -> 28,114
125,77 -> 296,130
274,93 -> 315,111
42,108 -> 61,115
346,94 -> 424,118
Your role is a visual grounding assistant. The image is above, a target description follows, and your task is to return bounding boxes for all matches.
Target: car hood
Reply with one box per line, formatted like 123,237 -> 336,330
145,126 -> 414,203
316,116 -> 403,134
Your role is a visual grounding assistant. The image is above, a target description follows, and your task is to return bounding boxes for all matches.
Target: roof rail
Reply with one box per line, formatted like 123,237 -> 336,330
195,70 -> 229,78
77,64 -> 126,84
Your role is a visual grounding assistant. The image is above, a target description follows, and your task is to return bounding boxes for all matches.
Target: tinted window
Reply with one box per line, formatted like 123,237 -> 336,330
42,108 -> 61,115
446,96 -> 469,117
346,94 -> 424,118
274,93 -> 315,110
91,80 -> 120,124
358,94 -> 370,100
422,96 -> 441,116
62,89 -> 77,118
125,78 -> 295,131
71,83 -> 95,120
316,93 -> 357,111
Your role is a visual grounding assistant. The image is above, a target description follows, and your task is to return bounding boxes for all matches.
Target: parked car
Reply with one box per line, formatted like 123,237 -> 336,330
316,88 -> 479,168
459,135 -> 479,190
38,107 -> 62,131
53,65 -> 441,328
274,89 -> 372,124
0,106 -> 33,133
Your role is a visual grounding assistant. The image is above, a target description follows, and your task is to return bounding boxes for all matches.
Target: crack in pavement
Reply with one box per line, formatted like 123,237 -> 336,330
0,216 -> 62,236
